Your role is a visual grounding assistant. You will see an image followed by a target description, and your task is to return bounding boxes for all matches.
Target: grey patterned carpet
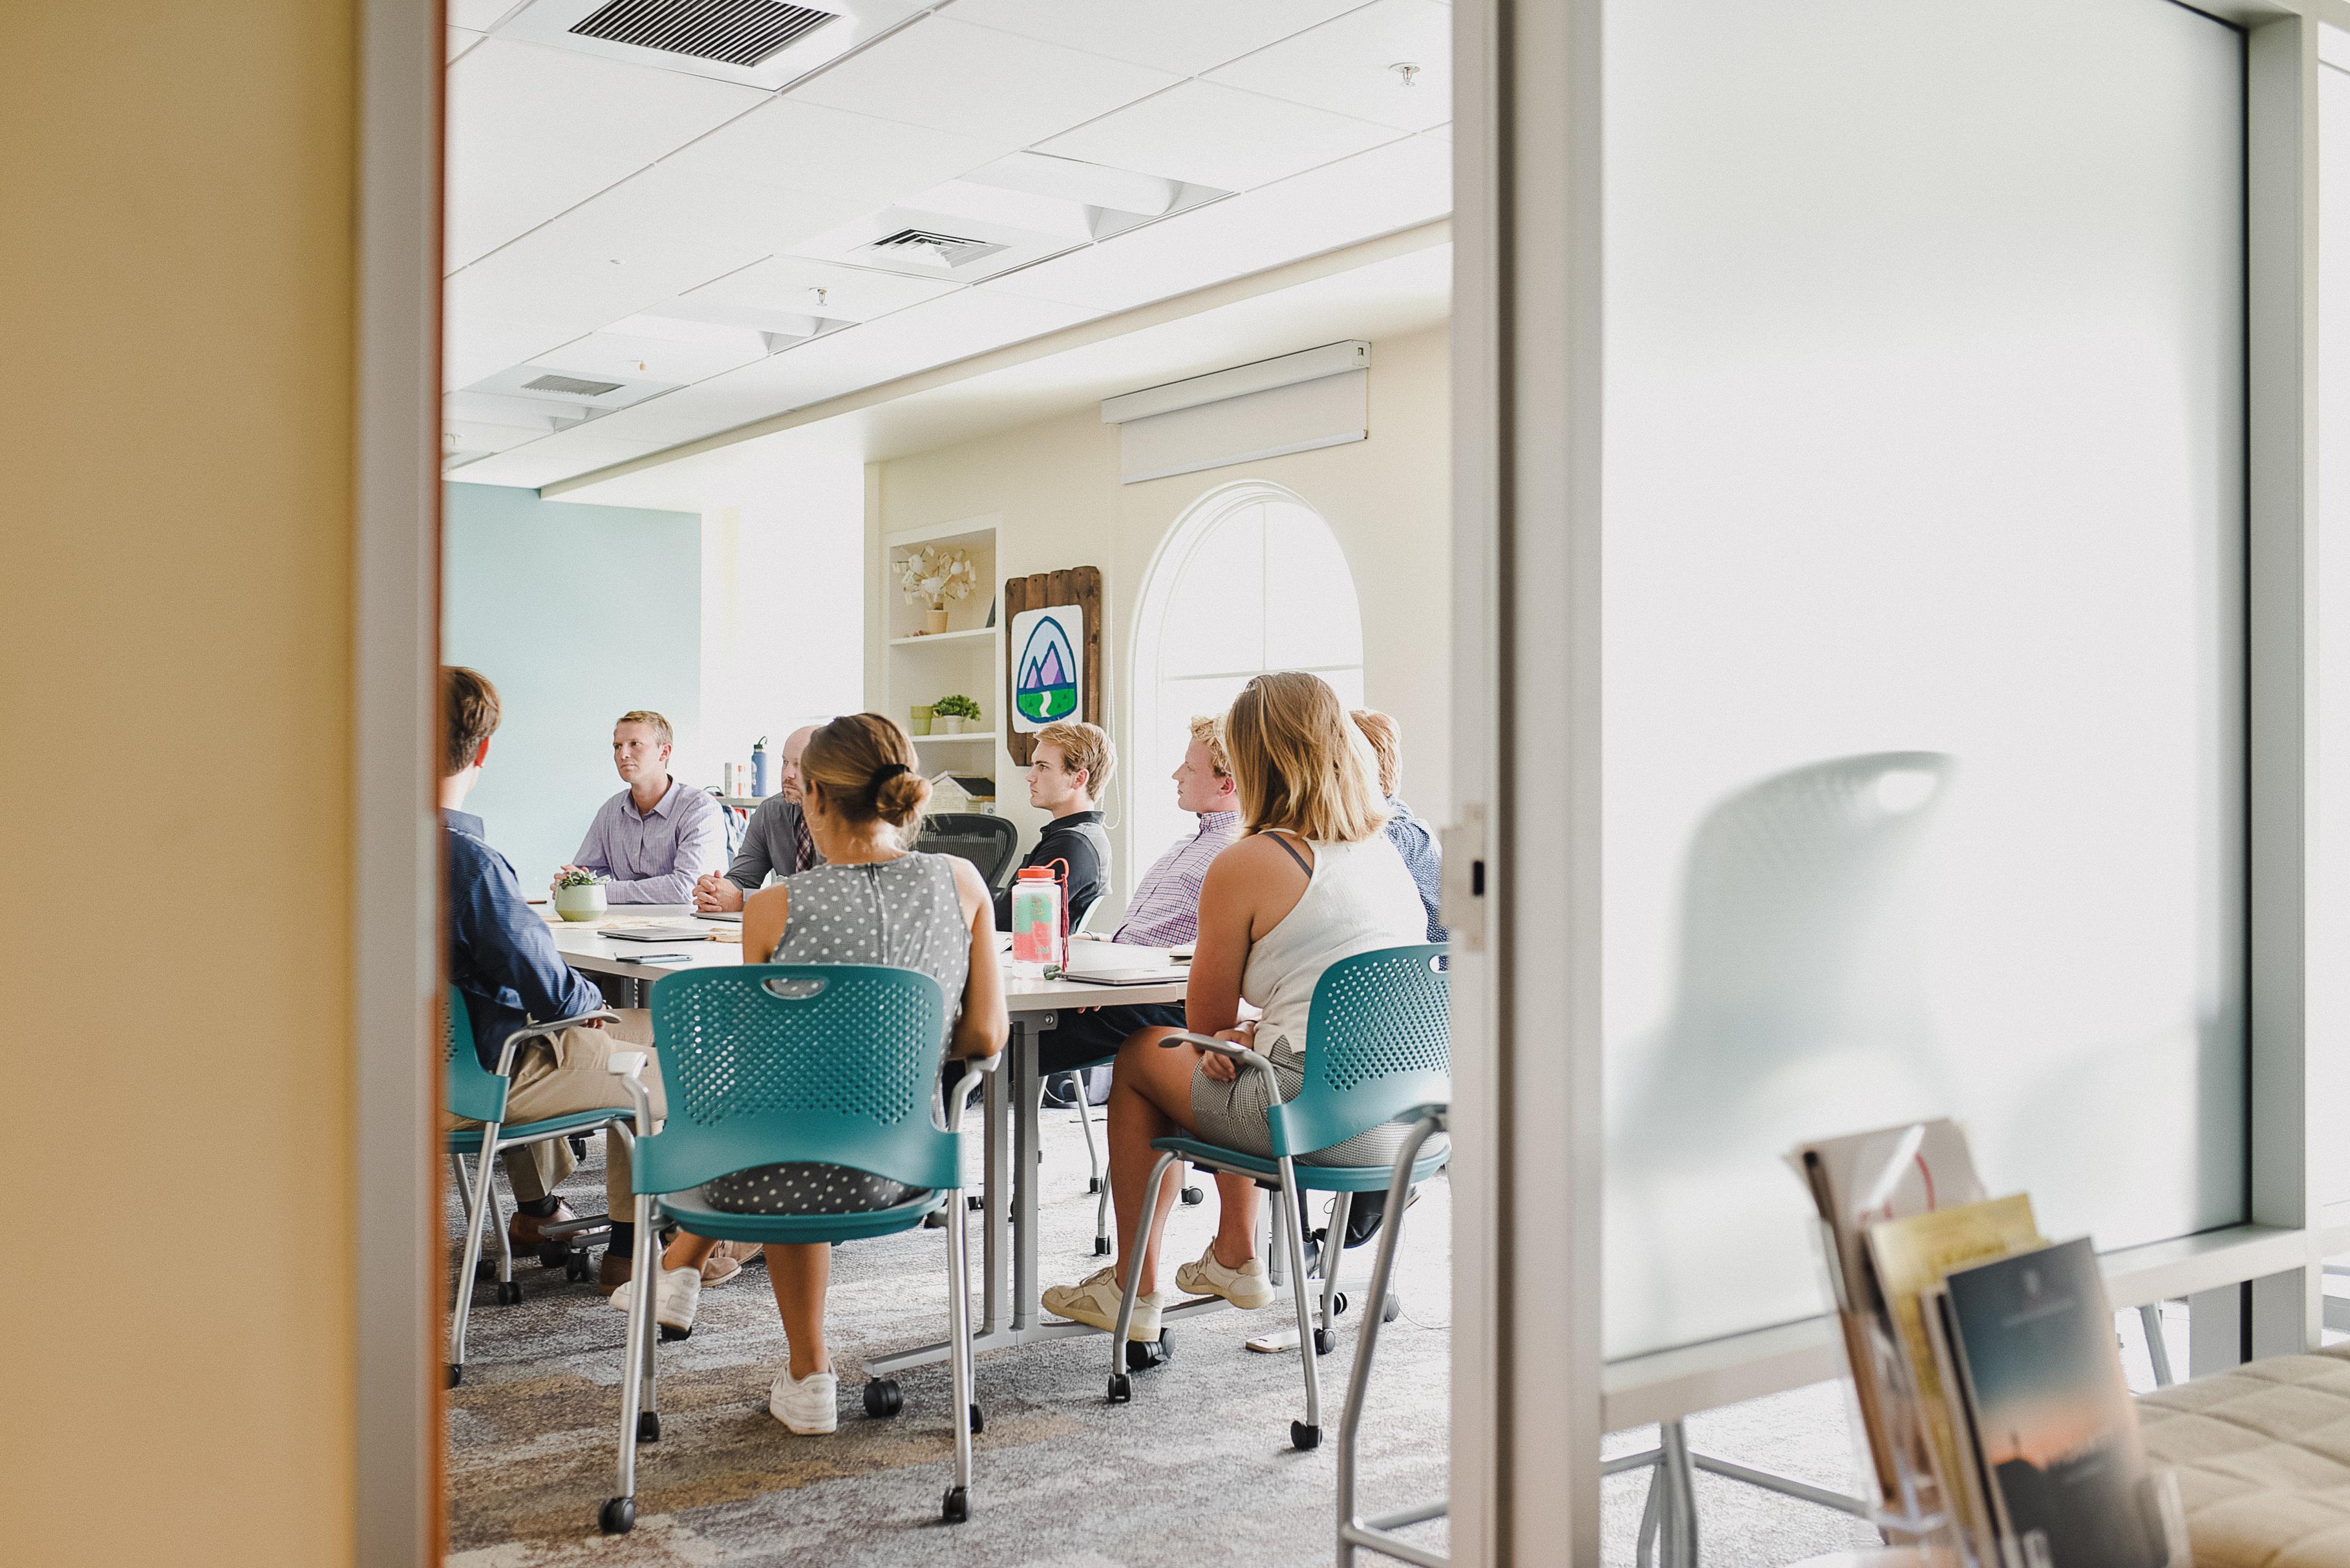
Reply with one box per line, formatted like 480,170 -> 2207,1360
443,1107 -> 1898,1567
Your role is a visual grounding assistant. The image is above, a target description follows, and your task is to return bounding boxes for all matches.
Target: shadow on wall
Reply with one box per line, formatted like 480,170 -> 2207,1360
1606,751 -> 1959,1351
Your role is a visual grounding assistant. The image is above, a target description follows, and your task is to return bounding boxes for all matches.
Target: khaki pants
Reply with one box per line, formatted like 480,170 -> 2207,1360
449,1009 -> 665,1219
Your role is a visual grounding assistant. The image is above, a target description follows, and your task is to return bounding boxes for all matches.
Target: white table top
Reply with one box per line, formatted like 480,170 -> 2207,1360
542,906 -> 1190,1013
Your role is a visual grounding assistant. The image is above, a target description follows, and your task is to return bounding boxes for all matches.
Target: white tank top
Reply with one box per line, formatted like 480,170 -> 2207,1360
1241,833 -> 1428,1048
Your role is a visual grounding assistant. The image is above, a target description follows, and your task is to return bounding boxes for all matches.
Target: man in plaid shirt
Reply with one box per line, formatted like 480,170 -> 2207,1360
1035,715 -> 1241,1083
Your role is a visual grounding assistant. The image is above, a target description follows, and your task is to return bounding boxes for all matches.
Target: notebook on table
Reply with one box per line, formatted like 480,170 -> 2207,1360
1055,945 -> 1190,986
603,922 -> 713,944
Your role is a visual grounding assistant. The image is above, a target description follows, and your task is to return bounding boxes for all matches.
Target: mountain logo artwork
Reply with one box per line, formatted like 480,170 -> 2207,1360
1016,614 -> 1079,723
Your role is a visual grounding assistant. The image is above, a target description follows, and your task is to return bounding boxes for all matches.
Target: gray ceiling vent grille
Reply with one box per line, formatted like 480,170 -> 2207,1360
570,0 -> 838,67
522,372 -> 626,397
864,228 -> 1007,268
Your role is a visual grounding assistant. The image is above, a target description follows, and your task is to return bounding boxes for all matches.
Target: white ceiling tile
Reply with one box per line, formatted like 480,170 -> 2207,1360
1036,81 -> 1402,193
448,26 -> 486,63
447,0 -> 518,28
651,98 -> 1009,205
981,135 -> 1451,313
444,37 -> 765,270
1206,0 -> 1453,132
689,256 -> 961,323
789,16 -> 1176,147
533,329 -> 769,387
1424,122 -> 1453,142
445,425 -> 675,489
948,0 -> 1371,76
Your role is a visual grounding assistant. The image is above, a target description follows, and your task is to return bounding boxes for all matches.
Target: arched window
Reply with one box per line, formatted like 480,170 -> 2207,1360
1128,481 -> 1365,862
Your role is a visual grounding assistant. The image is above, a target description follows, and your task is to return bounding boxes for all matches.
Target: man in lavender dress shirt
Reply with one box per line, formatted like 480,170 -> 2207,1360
553,709 -> 725,905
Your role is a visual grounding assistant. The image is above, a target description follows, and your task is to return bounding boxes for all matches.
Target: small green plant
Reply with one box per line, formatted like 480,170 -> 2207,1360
556,868 -> 605,889
933,694 -> 982,720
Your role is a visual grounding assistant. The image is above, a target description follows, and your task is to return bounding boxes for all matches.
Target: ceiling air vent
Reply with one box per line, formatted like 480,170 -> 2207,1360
569,0 -> 837,68
862,228 -> 1007,270
522,372 -> 626,397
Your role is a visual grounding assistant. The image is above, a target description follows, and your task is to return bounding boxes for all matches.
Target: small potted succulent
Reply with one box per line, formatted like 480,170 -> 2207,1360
932,693 -> 982,734
553,867 -> 608,922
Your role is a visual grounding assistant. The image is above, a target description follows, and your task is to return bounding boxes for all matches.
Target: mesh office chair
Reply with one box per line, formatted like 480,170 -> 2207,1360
917,812 -> 1021,894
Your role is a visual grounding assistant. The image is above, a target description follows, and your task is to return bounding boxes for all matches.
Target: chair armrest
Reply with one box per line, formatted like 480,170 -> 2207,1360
603,1048 -> 656,1139
494,1010 -> 619,1075
1158,1030 -> 1281,1086
947,1050 -> 1003,1133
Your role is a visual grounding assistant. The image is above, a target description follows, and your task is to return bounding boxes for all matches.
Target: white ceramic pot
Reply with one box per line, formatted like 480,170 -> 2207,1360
939,714 -> 965,734
554,882 -> 607,922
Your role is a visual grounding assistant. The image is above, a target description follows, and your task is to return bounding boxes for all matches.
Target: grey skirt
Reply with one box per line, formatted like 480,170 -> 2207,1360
1188,1033 -> 1438,1169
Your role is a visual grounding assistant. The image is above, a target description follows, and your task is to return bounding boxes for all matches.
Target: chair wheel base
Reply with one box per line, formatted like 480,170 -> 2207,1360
1383,1293 -> 1403,1323
599,1497 -> 636,1535
863,1379 -> 903,1418
1087,1178 -> 1103,1193
1106,1372 -> 1133,1403
494,1280 -> 523,1306
1314,1328 -> 1336,1355
1292,1420 -> 1322,1450
447,1364 -> 462,1388
942,1485 -> 970,1523
1125,1334 -> 1172,1371
1093,1236 -> 1111,1256
1180,1186 -> 1204,1205
637,1411 -> 661,1443
969,1403 -> 983,1434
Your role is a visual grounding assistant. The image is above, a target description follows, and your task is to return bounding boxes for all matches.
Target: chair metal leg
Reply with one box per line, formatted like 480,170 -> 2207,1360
1656,1419 -> 1700,1568
610,1191 -> 657,1517
1634,1463 -> 1664,1568
1074,1079 -> 1111,1253
486,1165 -> 513,1284
1277,1154 -> 1323,1448
2140,1301 -> 2175,1387
946,1183 -> 976,1516
1268,1187 -> 1288,1289
1336,1115 -> 1447,1568
449,1125 -> 506,1373
1320,1192 -> 1353,1328
452,1154 -> 475,1226
1109,1150 -> 1180,1395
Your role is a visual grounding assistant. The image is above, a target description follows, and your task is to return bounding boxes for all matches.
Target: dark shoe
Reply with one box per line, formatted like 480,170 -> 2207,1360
508,1200 -> 578,1255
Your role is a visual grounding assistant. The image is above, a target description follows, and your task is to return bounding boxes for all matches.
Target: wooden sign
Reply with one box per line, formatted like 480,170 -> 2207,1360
1002,566 -> 1102,766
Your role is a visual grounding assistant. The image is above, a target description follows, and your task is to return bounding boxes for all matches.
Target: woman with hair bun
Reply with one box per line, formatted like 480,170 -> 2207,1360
612,712 -> 1007,1434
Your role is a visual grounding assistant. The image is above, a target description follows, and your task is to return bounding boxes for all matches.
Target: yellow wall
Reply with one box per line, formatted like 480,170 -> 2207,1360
3,3 -> 359,1562
869,323 -> 1453,904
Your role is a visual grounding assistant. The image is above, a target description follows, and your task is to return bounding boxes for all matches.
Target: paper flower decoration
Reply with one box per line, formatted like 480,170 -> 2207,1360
898,546 -> 978,611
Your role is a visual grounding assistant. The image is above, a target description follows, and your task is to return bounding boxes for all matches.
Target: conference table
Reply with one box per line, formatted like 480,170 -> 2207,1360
543,907 -> 1195,1377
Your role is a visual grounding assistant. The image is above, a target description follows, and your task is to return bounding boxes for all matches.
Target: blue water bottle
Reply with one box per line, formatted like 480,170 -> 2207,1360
751,736 -> 769,797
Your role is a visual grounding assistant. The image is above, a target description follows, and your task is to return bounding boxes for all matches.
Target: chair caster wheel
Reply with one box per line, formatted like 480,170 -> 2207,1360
599,1497 -> 636,1535
537,1240 -> 570,1269
942,1485 -> 970,1523
1093,1236 -> 1111,1256
637,1411 -> 660,1443
565,1252 -> 592,1283
863,1379 -> 903,1418
657,1323 -> 692,1343
969,1403 -> 983,1434
1314,1328 -> 1336,1355
1383,1293 -> 1402,1323
1087,1178 -> 1103,1193
447,1364 -> 462,1388
495,1280 -> 523,1306
1126,1335 -> 1171,1371
1292,1420 -> 1322,1451
966,1194 -> 984,1212
1107,1372 -> 1133,1403
569,1134 -> 590,1160
1180,1186 -> 1204,1205
1331,1291 -> 1350,1317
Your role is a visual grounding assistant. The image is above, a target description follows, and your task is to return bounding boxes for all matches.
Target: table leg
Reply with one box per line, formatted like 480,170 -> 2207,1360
982,1030 -> 1012,1337
1012,1017 -> 1040,1331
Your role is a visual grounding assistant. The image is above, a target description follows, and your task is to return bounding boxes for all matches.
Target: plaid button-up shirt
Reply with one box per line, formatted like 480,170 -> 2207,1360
1111,811 -> 1241,948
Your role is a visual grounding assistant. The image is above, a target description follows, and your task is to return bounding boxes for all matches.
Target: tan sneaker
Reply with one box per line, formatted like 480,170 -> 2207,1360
701,1239 -> 754,1286
1042,1267 -> 1163,1339
1174,1244 -> 1276,1310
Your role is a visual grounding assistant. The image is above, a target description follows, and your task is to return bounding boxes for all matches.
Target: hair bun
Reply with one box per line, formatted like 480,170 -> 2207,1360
873,767 -> 933,826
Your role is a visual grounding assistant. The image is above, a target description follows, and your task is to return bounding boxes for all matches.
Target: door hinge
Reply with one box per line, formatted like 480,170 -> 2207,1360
1439,802 -> 1486,951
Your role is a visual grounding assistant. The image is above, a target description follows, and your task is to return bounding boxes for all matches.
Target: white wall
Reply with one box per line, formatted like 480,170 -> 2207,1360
867,323 -> 1451,916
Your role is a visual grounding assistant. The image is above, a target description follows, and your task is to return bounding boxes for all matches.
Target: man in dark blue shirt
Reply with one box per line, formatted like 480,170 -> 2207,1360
443,666 -> 666,1289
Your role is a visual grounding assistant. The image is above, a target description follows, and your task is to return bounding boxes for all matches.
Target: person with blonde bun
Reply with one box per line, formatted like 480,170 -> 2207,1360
1042,672 -> 1424,1341
613,713 -> 1008,1434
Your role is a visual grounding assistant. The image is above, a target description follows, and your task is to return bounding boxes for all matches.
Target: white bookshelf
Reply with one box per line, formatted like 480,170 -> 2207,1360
884,515 -> 1001,810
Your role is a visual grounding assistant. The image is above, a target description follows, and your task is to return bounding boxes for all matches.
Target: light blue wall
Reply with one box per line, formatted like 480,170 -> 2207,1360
443,483 -> 702,891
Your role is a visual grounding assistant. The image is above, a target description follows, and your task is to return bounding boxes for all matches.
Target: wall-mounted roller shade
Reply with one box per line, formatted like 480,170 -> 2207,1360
1106,342 -> 1371,485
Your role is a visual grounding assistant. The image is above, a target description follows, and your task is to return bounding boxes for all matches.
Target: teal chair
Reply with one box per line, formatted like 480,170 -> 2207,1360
1107,943 -> 1450,1450
598,964 -> 996,1536
445,986 -> 620,1386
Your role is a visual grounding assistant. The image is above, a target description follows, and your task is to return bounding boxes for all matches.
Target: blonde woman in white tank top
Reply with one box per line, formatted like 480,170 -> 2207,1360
1042,674 -> 1422,1342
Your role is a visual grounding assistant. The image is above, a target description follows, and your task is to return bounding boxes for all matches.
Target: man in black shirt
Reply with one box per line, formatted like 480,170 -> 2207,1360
996,719 -> 1114,935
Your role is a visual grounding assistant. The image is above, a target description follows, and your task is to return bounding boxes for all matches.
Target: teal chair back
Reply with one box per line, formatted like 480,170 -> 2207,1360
1266,944 -> 1450,1161
634,965 -> 959,1196
445,986 -> 511,1125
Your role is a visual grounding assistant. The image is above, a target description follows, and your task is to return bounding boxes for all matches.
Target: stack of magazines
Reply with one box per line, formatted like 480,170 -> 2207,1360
1791,1121 -> 2188,1567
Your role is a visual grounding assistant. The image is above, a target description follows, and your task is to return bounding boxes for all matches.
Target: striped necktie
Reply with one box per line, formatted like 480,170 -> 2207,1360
792,808 -> 817,873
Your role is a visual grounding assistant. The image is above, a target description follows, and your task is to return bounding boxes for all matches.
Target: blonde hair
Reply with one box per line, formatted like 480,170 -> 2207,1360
1034,719 -> 1115,801
1186,713 -> 1230,778
1224,673 -> 1388,843
614,709 -> 674,747
1349,709 -> 1400,797
800,713 -> 932,829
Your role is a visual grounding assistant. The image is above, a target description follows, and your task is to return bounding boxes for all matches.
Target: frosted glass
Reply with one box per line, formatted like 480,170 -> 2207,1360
2317,59 -> 2350,1205
1602,0 -> 2246,1359
1263,500 -> 1366,670
1156,504 -> 1265,679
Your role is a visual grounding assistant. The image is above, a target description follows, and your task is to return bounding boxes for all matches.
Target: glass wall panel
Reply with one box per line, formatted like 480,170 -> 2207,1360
2317,56 -> 2350,1207
1603,0 -> 2247,1359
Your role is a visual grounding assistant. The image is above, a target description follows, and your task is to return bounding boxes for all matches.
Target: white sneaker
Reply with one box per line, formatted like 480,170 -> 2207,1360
1041,1266 -> 1163,1339
1174,1245 -> 1276,1310
769,1367 -> 839,1434
610,1264 -> 701,1338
